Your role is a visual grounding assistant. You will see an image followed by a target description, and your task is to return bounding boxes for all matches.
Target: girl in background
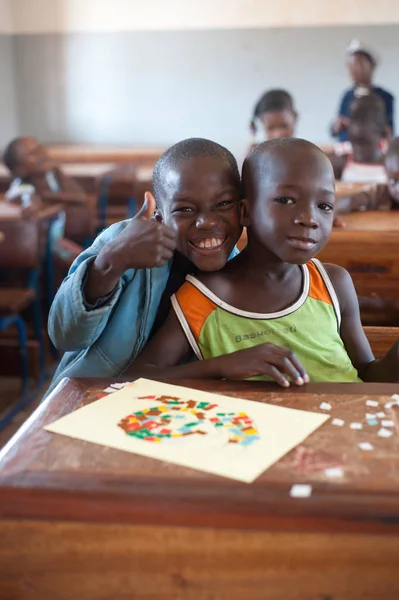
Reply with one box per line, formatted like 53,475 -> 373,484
249,89 -> 297,146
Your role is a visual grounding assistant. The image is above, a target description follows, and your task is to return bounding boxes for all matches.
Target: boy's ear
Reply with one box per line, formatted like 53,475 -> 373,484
240,198 -> 251,227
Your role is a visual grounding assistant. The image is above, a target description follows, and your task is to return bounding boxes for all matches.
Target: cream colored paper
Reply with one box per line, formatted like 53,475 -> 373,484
45,379 -> 329,483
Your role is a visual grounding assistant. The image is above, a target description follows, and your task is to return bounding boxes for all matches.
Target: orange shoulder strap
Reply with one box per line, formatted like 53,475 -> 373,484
174,281 -> 218,341
307,260 -> 333,306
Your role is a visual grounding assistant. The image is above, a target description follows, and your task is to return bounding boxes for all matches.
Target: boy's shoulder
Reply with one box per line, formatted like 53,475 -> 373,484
320,262 -> 356,312
185,270 -> 232,301
322,262 -> 350,284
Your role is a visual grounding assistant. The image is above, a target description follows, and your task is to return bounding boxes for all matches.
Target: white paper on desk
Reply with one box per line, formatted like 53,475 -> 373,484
44,378 -> 329,483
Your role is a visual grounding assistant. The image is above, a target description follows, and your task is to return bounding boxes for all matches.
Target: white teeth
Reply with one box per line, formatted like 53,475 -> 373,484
193,237 -> 225,249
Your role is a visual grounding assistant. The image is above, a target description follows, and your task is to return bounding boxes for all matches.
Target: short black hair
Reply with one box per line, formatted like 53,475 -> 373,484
153,138 -> 240,208
250,90 -> 296,133
349,94 -> 387,135
2,138 -> 24,172
242,137 -> 329,197
386,137 -> 399,161
352,50 -> 376,66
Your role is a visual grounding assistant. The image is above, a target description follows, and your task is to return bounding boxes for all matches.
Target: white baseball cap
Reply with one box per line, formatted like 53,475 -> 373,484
346,39 -> 378,65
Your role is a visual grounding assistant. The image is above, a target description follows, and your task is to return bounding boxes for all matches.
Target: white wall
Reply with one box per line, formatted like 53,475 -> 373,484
0,0 -> 12,34
9,0 -> 399,33
12,25 -> 399,161
0,1 -> 17,146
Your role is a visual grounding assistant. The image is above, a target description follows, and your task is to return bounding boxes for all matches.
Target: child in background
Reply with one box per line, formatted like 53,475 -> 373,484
249,90 -> 297,145
3,137 -> 95,247
332,40 -> 394,143
44,138 -> 243,398
330,95 -> 388,184
4,137 -> 84,201
132,138 -> 399,385
336,137 -> 399,213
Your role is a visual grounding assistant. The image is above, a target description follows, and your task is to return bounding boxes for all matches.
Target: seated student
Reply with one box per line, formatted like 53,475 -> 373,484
3,136 -> 95,246
132,138 -> 399,385
249,89 -> 297,145
336,136 -> 399,213
330,95 -> 388,184
3,137 -> 85,201
44,138 -> 243,397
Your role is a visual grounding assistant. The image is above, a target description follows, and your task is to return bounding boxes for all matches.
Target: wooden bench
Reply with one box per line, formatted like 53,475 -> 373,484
364,326 -> 398,358
317,230 -> 399,325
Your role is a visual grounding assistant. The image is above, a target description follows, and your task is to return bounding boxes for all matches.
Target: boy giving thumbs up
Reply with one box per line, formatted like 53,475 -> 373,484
45,138 -> 242,397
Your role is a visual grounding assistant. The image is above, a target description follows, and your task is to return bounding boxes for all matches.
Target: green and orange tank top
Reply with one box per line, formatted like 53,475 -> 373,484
171,258 -> 361,383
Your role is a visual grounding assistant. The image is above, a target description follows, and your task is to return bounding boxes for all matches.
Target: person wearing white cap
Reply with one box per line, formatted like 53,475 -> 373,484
331,39 -> 394,143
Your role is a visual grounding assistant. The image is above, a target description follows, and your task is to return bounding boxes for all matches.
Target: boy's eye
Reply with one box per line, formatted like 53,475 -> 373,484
217,199 -> 235,209
172,206 -> 195,213
319,203 -> 334,212
389,178 -> 399,186
275,197 -> 295,204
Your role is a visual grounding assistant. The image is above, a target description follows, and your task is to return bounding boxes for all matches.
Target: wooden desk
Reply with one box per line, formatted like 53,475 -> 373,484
1,377 -> 399,599
0,201 -> 63,223
46,145 -> 164,165
341,210 -> 399,232
0,162 -> 154,197
335,181 -> 369,199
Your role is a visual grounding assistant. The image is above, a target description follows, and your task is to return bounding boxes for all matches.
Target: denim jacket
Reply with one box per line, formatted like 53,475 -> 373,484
46,219 -> 238,397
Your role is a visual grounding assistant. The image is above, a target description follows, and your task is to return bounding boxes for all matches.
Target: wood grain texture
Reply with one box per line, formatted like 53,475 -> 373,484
1,520 -> 399,600
46,145 -> 164,165
1,378 -> 399,535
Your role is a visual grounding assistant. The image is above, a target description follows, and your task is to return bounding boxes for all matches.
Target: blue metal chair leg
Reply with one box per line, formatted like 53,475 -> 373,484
32,295 -> 47,381
0,316 -> 35,431
15,315 -> 30,398
128,197 -> 137,218
97,176 -> 112,233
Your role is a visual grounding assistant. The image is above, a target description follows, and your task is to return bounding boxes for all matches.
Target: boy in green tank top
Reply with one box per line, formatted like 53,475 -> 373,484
132,138 -> 399,386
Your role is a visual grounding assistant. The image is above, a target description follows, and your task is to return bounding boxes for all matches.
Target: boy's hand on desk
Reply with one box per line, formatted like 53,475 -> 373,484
215,343 -> 309,387
100,192 -> 176,274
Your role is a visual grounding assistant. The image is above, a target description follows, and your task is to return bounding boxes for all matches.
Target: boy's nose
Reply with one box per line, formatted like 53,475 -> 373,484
294,209 -> 319,229
196,212 -> 220,229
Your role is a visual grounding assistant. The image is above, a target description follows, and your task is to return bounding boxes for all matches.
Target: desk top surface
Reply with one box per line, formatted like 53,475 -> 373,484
341,210 -> 399,231
0,201 -> 63,222
1,377 -> 399,534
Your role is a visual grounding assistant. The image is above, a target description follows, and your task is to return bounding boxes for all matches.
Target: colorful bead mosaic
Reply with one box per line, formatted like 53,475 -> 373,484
118,395 -> 260,446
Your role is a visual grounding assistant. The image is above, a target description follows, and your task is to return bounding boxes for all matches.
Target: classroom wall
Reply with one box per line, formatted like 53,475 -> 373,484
0,0 -> 17,146
0,0 -> 12,34
8,0 -> 399,32
0,42 -> 17,147
11,25 -> 399,161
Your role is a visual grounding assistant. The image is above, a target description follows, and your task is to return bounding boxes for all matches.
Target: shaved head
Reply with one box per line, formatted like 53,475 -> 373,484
242,138 -> 334,201
153,138 -> 240,209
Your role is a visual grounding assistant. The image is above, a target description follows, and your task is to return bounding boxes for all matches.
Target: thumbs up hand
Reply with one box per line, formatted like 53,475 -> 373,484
103,191 -> 176,274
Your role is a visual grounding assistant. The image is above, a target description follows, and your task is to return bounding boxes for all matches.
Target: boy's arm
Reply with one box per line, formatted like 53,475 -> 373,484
47,222 -> 130,352
48,194 -> 176,352
131,307 -> 308,386
325,264 -> 399,382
